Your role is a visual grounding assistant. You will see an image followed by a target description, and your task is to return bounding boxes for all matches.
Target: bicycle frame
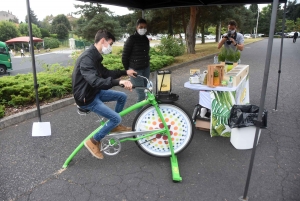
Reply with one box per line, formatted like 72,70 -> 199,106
62,80 -> 182,182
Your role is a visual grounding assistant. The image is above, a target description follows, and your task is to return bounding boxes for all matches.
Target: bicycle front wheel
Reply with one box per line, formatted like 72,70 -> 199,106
133,103 -> 194,157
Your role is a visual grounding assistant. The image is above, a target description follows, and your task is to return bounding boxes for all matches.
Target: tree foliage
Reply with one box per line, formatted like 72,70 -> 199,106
40,15 -> 54,31
0,21 -> 20,42
51,14 -> 71,39
25,9 -> 40,27
73,3 -> 122,41
19,23 -> 42,38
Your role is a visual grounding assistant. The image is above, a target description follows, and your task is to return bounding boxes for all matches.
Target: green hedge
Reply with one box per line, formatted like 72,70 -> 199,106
43,37 -> 60,49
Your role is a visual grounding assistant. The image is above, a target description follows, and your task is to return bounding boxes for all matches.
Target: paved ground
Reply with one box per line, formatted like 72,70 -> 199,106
0,38 -> 299,201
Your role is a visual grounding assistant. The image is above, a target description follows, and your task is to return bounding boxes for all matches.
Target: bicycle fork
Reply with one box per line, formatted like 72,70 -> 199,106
153,104 -> 182,182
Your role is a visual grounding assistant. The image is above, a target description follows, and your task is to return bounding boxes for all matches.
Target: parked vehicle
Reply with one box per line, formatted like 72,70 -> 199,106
205,35 -> 215,40
275,32 -> 287,37
0,41 -> 13,75
287,32 -> 295,38
243,34 -> 251,39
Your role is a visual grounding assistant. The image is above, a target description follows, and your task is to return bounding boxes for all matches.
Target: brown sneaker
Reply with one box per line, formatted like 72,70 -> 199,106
111,124 -> 131,132
84,138 -> 104,159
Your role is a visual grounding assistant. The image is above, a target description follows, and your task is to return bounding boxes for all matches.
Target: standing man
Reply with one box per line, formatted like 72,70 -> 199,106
218,20 -> 244,51
20,48 -> 25,57
122,18 -> 150,112
293,31 -> 298,43
72,29 -> 137,159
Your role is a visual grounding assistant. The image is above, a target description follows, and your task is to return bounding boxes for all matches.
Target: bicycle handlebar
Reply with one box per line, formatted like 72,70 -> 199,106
119,74 -> 152,91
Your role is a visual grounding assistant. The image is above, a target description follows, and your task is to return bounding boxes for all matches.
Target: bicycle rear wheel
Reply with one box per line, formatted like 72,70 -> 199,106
133,103 -> 194,157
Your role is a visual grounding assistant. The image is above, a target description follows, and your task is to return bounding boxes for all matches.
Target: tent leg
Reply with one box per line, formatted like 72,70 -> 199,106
26,0 -> 42,122
274,2 -> 287,111
241,0 -> 279,200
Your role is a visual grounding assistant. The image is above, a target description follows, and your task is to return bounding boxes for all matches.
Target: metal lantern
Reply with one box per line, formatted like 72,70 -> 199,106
156,70 -> 172,94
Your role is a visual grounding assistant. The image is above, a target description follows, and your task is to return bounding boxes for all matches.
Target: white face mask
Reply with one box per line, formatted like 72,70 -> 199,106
102,44 -> 112,55
137,28 -> 147,35
230,29 -> 236,34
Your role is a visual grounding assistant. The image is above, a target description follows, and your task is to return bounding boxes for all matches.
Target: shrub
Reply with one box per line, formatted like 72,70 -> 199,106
218,47 -> 240,63
44,37 -> 60,49
0,105 -> 4,118
155,36 -> 185,57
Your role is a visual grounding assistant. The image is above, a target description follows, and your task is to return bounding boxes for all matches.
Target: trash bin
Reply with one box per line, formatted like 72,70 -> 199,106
228,105 -> 267,150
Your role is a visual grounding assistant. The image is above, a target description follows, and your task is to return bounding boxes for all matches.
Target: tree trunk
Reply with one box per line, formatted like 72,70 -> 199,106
216,21 -> 221,43
182,8 -> 187,38
201,24 -> 205,44
168,13 -> 173,36
186,6 -> 199,54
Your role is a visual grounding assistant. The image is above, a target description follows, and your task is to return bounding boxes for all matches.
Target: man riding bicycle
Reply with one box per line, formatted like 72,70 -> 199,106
72,29 -> 136,159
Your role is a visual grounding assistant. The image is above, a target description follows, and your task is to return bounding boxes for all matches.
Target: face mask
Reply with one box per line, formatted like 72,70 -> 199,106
138,28 -> 147,35
102,43 -> 112,55
230,30 -> 236,34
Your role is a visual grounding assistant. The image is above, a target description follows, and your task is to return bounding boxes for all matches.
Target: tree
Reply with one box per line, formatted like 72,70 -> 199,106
286,0 -> 300,22
19,23 -> 42,38
0,21 -> 20,42
40,15 -> 54,32
55,24 -> 69,39
51,14 -> 71,39
73,3 -> 122,41
51,14 -> 71,31
25,9 -> 40,27
40,28 -> 50,38
186,7 -> 200,54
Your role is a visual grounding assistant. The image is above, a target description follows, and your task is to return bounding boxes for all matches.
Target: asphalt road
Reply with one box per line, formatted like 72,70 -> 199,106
0,38 -> 300,201
5,50 -> 74,76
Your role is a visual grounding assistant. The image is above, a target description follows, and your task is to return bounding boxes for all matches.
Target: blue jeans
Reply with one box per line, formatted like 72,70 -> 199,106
129,67 -> 150,112
80,90 -> 127,142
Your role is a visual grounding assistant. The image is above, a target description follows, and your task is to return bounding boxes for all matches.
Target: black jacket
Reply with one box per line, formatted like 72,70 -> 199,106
72,45 -> 127,106
122,31 -> 150,70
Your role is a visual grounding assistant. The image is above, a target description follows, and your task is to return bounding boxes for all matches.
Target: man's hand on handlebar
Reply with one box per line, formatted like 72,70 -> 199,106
119,80 -> 133,91
126,69 -> 137,77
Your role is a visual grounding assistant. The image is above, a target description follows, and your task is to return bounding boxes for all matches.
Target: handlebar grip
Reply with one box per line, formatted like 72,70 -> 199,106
120,84 -> 135,89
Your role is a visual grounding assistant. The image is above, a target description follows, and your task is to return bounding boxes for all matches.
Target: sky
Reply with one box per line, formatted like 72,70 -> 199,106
1,1 -> 299,22
1,0 -> 133,22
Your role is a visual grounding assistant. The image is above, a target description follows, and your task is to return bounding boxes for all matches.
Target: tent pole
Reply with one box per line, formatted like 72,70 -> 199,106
240,0 -> 279,200
26,0 -> 42,122
274,2 -> 287,111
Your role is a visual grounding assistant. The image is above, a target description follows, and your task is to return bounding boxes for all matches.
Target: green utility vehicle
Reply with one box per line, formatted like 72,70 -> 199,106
0,41 -> 13,75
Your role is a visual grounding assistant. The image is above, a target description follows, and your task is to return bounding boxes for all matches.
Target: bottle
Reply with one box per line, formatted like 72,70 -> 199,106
228,76 -> 233,88
213,55 -> 218,64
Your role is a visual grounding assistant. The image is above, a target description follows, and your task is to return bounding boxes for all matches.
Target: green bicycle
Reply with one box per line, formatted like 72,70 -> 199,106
62,72 -> 194,182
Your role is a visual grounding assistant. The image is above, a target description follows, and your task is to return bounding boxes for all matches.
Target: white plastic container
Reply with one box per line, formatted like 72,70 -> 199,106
230,126 -> 261,150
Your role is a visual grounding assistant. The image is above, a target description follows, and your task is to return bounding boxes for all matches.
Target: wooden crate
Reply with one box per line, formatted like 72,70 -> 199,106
207,64 -> 225,87
195,117 -> 210,131
223,64 -> 249,87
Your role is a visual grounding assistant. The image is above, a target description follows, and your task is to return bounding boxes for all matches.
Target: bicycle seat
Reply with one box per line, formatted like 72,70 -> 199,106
77,105 -> 91,114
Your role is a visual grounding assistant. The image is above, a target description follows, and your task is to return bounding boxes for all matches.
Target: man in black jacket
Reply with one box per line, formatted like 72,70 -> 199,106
72,30 -> 136,159
293,31 -> 298,43
122,19 -> 150,112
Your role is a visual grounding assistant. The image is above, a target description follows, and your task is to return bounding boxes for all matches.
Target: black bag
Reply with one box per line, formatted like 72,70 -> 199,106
228,105 -> 267,128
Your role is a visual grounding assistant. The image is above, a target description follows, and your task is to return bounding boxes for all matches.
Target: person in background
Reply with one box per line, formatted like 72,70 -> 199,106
122,18 -> 150,112
218,20 -> 244,51
72,29 -> 137,159
293,31 -> 298,43
20,48 -> 25,57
